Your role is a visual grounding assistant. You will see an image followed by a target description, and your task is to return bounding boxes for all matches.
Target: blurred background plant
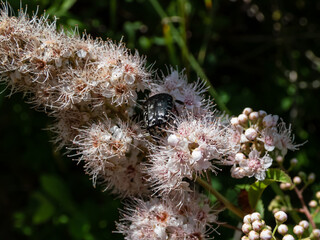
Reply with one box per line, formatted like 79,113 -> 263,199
0,0 -> 319,239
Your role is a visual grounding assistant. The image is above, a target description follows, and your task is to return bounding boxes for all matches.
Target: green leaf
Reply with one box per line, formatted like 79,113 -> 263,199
255,199 -> 265,218
32,192 -> 55,224
249,169 -> 292,210
265,168 -> 292,182
40,174 -> 76,213
235,184 -> 251,191
313,211 -> 320,224
68,213 -> 91,240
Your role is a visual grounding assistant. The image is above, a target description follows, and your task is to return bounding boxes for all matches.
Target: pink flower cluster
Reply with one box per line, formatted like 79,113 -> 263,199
0,4 -> 306,239
116,193 -> 217,239
230,108 -> 302,180
148,113 -> 238,200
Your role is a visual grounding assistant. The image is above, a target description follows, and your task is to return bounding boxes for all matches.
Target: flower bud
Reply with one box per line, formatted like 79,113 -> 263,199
265,225 -> 272,231
168,134 -> 179,146
293,225 -> 304,237
298,220 -> 309,230
276,156 -> 283,163
231,117 -> 240,126
235,153 -> 247,162
272,115 -> 279,126
231,167 -> 246,179
245,128 -> 258,141
309,200 -> 317,208
272,208 -> 280,214
252,220 -> 264,232
249,112 -> 259,122
298,171 -> 306,179
243,214 -> 252,224
238,114 -> 249,125
243,107 -> 253,116
279,183 -> 292,191
242,223 -> 252,234
280,183 -> 287,190
293,176 -> 302,185
316,191 -> 320,200
274,211 -> 287,223
260,229 -> 272,240
278,224 -> 288,235
263,115 -> 274,128
290,158 -> 298,166
282,234 -> 295,240
312,229 -> 320,238
248,230 -> 260,240
241,236 -> 250,240
191,149 -> 202,162
241,134 -> 250,143
308,173 -> 316,183
251,212 -> 261,222
259,110 -> 267,118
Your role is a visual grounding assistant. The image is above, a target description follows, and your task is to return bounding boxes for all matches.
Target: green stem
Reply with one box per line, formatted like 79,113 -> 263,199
272,223 -> 279,239
195,177 -> 245,219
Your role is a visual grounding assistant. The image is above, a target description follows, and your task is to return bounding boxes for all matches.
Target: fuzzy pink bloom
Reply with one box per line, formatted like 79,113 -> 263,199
259,127 -> 278,152
0,5 -> 155,197
116,193 -> 218,240
276,121 -> 304,155
150,68 -> 212,116
0,7 -> 151,111
238,150 -> 273,181
147,113 -> 238,200
71,116 -> 149,197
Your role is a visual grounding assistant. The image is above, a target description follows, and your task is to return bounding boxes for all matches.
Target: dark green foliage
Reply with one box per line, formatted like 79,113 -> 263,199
1,0 -> 320,239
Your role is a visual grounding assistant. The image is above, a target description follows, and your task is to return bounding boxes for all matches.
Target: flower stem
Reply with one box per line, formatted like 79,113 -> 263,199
272,223 -> 279,239
195,176 -> 245,219
294,186 -> 317,229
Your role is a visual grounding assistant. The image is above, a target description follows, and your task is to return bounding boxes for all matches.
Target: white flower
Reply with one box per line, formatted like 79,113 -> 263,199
276,121 -> 304,155
116,193 -> 218,240
259,127 -> 279,152
239,150 -> 273,181
147,113 -> 238,199
150,69 -> 211,116
262,115 -> 274,128
245,128 -> 258,141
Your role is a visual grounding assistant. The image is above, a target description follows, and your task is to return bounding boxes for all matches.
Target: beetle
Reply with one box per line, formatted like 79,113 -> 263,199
143,93 -> 182,136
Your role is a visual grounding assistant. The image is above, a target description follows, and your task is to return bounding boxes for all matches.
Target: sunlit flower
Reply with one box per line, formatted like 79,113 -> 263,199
116,193 -> 218,240
147,113 -> 238,200
259,127 -> 278,152
239,150 -> 273,181
150,68 -> 211,116
276,121 -> 303,155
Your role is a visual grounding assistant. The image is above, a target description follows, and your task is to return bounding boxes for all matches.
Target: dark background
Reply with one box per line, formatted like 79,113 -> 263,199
1,0 -> 319,239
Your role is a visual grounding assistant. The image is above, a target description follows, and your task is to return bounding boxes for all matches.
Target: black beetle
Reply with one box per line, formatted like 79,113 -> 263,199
143,93 -> 182,135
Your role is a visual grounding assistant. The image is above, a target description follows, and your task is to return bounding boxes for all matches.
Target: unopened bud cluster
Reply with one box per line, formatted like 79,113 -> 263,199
280,172 -> 316,192
230,108 -> 301,180
243,211 -> 320,240
241,212 -> 272,240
